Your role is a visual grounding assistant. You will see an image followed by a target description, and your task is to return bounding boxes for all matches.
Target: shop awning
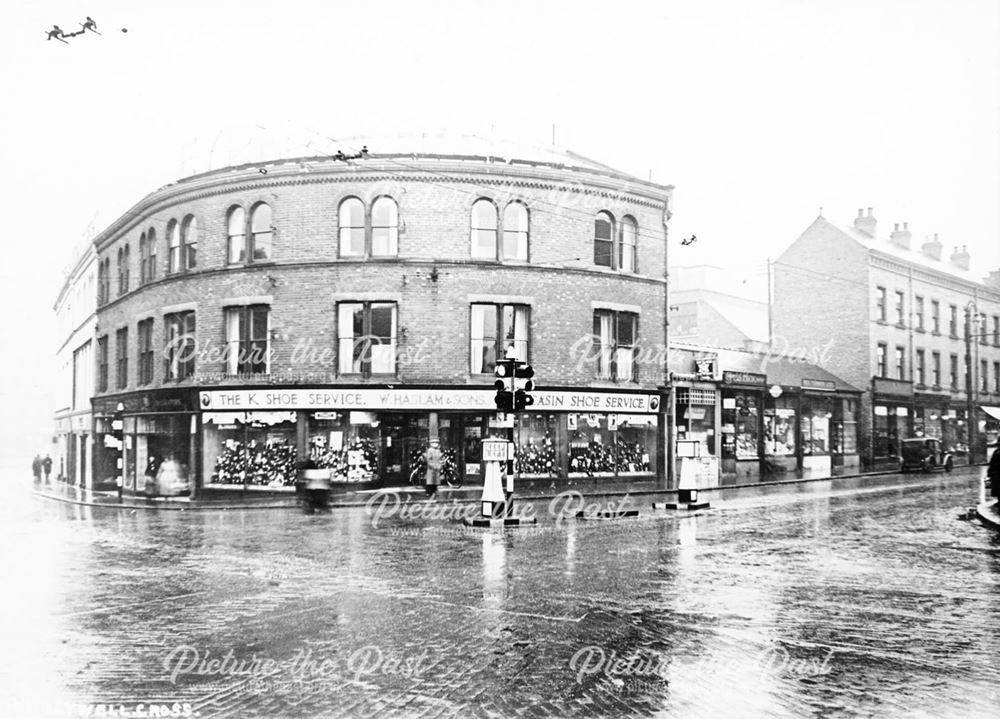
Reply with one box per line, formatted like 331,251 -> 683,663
981,406 -> 1000,421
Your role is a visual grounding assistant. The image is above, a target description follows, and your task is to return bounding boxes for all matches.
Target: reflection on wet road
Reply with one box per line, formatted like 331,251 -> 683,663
1,469 -> 998,717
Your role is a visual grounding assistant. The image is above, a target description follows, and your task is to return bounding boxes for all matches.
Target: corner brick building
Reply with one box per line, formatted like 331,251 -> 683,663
68,138 -> 675,494
773,209 -> 1000,469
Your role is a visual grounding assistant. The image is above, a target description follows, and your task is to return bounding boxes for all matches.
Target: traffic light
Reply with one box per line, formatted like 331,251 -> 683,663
513,389 -> 534,411
494,358 -> 515,412
513,363 -> 534,411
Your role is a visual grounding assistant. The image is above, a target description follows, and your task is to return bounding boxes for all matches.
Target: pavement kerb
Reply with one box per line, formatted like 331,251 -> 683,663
29,465 -> 975,513
974,500 -> 1000,531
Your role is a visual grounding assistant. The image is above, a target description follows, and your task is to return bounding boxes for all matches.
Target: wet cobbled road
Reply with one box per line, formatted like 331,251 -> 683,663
2,469 -> 999,718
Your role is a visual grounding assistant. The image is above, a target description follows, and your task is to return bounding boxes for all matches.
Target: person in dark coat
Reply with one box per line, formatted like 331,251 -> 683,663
424,439 -> 443,498
42,455 -> 53,481
988,442 -> 1000,499
31,455 -> 42,481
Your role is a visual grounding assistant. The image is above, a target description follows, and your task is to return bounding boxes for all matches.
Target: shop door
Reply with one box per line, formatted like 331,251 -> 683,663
380,419 -> 405,485
78,436 -> 87,486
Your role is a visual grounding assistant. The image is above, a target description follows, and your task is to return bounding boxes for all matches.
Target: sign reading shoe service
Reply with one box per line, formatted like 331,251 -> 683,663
198,389 -> 659,413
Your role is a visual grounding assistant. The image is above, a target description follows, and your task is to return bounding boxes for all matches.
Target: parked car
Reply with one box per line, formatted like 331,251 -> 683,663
899,437 -> 954,473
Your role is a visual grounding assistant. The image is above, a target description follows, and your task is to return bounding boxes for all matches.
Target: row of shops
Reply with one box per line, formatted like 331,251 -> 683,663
91,388 -> 664,494
871,377 -> 1000,460
668,347 -> 863,487
83,352 -> 998,496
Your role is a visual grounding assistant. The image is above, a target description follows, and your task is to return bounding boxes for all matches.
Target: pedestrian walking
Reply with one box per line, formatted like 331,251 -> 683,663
31,455 -> 42,481
42,455 -> 53,482
988,441 -> 1000,499
424,439 -> 443,498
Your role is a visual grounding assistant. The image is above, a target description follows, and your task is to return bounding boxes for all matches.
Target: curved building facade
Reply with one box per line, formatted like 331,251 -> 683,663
87,141 -> 673,494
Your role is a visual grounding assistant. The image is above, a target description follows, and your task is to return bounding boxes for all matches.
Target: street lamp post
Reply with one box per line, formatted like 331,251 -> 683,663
965,301 -> 989,463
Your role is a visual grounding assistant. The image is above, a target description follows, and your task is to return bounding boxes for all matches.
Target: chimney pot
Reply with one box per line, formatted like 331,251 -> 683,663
894,223 -> 899,231
903,222 -> 908,230
867,207 -> 873,217
857,209 -> 864,218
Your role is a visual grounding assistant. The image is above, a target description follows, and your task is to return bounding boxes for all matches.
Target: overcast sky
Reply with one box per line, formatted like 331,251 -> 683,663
2,0 -> 998,465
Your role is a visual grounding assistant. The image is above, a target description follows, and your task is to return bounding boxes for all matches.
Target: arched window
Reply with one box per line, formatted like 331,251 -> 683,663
167,219 -> 181,274
123,244 -> 130,292
471,199 -> 498,259
338,197 -> 365,257
227,206 -> 246,264
620,216 -> 637,272
116,248 -> 124,296
139,232 -> 148,285
371,197 -> 398,256
502,202 -> 529,261
594,211 -> 615,268
182,215 -> 198,269
147,228 -> 157,281
250,203 -> 272,260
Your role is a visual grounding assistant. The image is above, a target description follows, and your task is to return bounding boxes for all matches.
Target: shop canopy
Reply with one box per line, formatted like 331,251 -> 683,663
981,406 -> 1000,421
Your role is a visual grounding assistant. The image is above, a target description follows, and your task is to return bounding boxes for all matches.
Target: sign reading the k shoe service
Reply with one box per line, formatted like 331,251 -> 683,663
199,389 -> 660,413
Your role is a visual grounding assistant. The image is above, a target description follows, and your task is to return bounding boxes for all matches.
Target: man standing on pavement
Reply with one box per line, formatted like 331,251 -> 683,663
424,439 -> 443,499
988,441 -> 1000,500
42,455 -> 53,482
31,455 -> 42,482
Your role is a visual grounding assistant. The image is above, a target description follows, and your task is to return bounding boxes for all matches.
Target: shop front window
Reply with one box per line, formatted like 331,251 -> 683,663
800,396 -> 833,456
764,397 -> 795,456
515,413 -> 560,478
203,411 -> 297,486
134,415 -> 193,494
306,411 -> 383,483
566,412 -> 657,477
675,388 -> 716,458
723,391 -> 760,460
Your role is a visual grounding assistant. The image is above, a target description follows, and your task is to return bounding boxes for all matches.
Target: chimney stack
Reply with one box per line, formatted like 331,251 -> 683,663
984,269 -> 1000,290
853,207 -> 877,237
921,232 -> 943,260
949,245 -> 970,271
889,221 -> 912,249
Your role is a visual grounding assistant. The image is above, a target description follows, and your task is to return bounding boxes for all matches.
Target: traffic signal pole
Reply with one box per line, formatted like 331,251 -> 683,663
493,351 -> 535,518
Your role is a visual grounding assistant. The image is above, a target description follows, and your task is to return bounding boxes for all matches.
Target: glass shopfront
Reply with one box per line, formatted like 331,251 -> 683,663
566,412 -> 657,477
130,414 -> 195,493
873,403 -> 911,457
722,389 -> 762,461
764,396 -> 796,458
800,395 -> 833,457
203,411 -> 298,486
194,388 -> 662,487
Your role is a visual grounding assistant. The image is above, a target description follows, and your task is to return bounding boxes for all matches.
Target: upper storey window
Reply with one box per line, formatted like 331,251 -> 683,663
168,216 -> 198,274
168,220 -> 181,274
226,203 -> 273,264
339,196 -> 399,258
594,212 -> 638,272
594,212 -> 615,268
471,199 -> 529,261
139,229 -> 157,285
227,207 -> 246,263
116,245 -> 130,297
182,215 -> 198,270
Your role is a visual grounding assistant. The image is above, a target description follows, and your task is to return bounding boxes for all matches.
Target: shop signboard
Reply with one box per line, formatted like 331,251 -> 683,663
802,378 -> 836,392
723,371 -> 767,386
198,389 -> 660,413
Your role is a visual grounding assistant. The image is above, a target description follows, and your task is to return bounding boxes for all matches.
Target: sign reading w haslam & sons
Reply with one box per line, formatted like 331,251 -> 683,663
199,389 -> 660,413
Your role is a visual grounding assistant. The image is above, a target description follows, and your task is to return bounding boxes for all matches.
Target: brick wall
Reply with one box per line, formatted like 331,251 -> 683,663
92,160 -> 671,398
